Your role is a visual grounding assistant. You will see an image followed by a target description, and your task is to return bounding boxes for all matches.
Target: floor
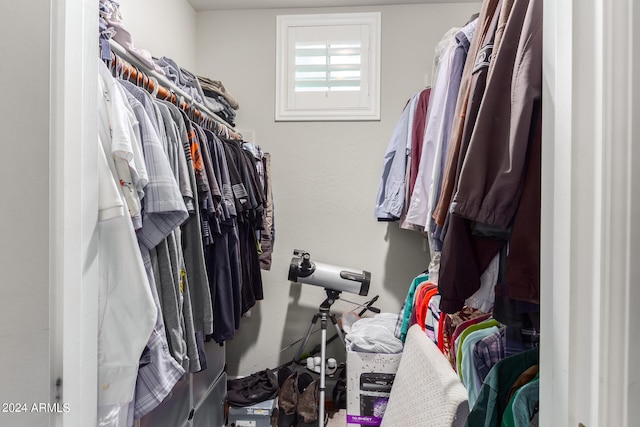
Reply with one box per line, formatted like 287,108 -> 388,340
326,409 -> 347,427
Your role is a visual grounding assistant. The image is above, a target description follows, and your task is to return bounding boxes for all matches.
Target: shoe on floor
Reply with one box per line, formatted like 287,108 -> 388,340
227,369 -> 278,407
277,366 -> 297,427
296,372 -> 319,427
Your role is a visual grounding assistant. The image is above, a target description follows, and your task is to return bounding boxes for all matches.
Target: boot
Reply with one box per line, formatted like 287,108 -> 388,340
296,372 -> 319,427
277,366 -> 297,427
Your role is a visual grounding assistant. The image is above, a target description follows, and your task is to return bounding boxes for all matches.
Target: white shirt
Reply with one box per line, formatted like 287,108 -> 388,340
405,30 -> 458,230
98,61 -> 146,218
97,135 -> 157,408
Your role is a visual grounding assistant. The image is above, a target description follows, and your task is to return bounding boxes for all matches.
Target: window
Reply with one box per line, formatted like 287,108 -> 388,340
276,12 -> 381,121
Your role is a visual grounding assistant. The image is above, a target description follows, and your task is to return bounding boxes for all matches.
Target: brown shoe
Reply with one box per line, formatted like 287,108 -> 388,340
296,372 -> 319,427
277,366 -> 297,427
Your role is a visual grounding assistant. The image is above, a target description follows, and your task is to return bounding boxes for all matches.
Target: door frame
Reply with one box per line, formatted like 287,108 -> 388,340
47,0 -> 640,425
49,0 -> 99,425
540,0 -> 638,425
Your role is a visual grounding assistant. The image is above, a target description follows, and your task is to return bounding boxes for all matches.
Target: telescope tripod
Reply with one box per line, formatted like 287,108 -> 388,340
294,289 -> 346,426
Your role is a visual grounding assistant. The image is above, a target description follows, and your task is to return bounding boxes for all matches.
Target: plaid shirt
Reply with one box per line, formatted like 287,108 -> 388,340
472,325 -> 538,384
120,83 -> 188,249
120,86 -> 188,418
133,325 -> 185,418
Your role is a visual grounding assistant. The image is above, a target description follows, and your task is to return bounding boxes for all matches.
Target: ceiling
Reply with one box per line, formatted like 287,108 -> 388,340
187,0 -> 479,12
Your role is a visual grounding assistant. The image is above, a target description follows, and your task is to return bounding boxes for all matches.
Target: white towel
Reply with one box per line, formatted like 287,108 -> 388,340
381,325 -> 469,427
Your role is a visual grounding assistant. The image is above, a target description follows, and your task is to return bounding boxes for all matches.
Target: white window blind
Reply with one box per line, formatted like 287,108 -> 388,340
294,41 -> 362,93
276,13 -> 381,121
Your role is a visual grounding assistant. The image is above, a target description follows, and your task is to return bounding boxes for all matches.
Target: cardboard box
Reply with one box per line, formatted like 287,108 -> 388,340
346,350 -> 402,426
227,398 -> 277,427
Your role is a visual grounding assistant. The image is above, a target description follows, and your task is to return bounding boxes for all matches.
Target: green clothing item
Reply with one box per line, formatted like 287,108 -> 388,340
501,373 -> 539,427
465,347 -> 539,427
456,318 -> 500,377
512,376 -> 539,426
399,274 -> 430,341
461,326 -> 500,408
501,390 -> 518,427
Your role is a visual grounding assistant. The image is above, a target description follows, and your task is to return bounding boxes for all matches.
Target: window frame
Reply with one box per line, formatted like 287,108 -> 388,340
275,12 -> 381,122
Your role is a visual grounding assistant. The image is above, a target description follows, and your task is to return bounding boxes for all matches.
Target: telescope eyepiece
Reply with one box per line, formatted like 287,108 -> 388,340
301,253 -> 312,271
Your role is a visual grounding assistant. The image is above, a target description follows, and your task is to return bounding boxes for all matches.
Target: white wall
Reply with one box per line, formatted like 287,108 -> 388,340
195,3 -> 480,376
119,0 -> 198,71
0,2 -> 51,426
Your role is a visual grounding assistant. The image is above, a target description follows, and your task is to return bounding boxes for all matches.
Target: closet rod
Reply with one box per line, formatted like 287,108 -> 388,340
108,39 -> 241,140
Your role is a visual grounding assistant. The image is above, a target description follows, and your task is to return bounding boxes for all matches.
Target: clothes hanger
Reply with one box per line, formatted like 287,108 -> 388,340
150,77 -> 160,98
124,63 -> 132,81
108,55 -> 115,75
118,58 -> 127,80
162,87 -> 171,101
136,67 -> 144,87
129,65 -> 137,84
116,57 -> 124,80
116,58 -> 123,79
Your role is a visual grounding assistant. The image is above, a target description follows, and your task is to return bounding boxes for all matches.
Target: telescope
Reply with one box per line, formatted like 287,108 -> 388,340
288,249 -> 372,425
288,249 -> 371,296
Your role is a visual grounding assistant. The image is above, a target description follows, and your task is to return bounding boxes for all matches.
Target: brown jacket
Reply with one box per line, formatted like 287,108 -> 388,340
432,0 -> 501,228
438,0 -> 542,313
452,0 -> 542,228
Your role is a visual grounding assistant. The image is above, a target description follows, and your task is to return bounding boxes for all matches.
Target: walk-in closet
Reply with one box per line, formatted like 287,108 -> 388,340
1,0 -> 639,426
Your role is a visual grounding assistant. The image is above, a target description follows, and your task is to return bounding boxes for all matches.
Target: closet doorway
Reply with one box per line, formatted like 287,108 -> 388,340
27,0 -> 640,426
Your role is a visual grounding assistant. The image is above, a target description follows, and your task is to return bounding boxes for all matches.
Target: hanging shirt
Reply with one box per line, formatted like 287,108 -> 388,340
161,104 -> 215,338
407,88 -> 432,198
404,28 -> 458,230
465,347 -> 539,427
148,101 -> 195,372
437,0 -> 506,314
450,313 -> 494,366
425,294 -> 441,345
465,252 -> 500,313
118,85 -> 188,419
97,64 -> 159,427
394,273 -> 430,342
259,153 -> 275,270
451,0 -> 542,229
202,134 -> 243,343
432,0 -> 501,228
461,326 -> 500,408
98,61 -> 144,219
96,133 -> 157,414
374,92 -> 421,220
429,18 -> 478,248
503,375 -> 539,427
119,82 -> 189,249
